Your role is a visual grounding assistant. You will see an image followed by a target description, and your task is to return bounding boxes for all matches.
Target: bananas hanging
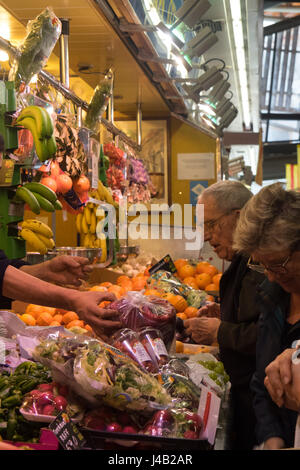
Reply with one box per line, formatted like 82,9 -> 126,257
15,105 -> 57,162
75,198 -> 107,262
14,182 -> 62,214
19,219 -> 55,255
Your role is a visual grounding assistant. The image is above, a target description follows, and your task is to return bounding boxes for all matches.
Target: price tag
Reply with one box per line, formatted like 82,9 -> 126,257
149,254 -> 176,275
49,411 -> 86,450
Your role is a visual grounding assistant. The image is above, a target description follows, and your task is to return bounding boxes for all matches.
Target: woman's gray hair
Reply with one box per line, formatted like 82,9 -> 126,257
199,180 -> 253,212
233,182 -> 300,255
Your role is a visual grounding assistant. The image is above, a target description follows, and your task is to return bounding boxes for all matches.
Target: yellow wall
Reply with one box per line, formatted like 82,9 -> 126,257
170,117 -> 217,207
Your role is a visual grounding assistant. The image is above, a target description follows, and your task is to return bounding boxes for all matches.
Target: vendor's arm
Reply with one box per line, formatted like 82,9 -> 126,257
20,255 -> 92,287
2,265 -> 120,336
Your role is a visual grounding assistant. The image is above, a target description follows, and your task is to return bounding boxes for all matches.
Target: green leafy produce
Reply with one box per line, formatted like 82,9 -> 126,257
84,70 -> 113,131
9,8 -> 61,90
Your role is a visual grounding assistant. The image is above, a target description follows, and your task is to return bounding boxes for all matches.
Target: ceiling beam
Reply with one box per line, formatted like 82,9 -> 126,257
264,14 -> 300,35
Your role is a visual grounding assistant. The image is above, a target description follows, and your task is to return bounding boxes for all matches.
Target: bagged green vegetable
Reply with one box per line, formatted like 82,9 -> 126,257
9,8 -> 61,90
84,69 -> 114,131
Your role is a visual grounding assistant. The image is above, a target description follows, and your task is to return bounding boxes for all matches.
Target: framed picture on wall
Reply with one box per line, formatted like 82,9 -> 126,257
115,119 -> 170,205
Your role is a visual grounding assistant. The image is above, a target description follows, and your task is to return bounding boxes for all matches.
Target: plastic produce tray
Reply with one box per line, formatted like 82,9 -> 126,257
81,428 -> 212,451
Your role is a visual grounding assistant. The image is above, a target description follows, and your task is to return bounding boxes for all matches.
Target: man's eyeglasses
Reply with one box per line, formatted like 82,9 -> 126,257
204,208 -> 239,232
247,254 -> 292,274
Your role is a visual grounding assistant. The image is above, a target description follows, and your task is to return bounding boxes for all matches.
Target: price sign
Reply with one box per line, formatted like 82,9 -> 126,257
149,254 -> 176,275
49,411 -> 86,450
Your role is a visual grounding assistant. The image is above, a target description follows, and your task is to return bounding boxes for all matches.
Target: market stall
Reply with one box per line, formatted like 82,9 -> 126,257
0,5 -> 232,451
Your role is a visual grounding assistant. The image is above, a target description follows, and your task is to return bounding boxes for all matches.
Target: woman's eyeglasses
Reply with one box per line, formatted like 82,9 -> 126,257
247,254 -> 292,274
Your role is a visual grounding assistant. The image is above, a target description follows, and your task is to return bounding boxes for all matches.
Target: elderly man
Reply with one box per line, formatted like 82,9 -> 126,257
184,180 -> 265,450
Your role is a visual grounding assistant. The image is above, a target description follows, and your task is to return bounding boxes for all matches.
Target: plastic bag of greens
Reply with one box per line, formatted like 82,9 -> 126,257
84,69 -> 114,131
9,8 -> 62,91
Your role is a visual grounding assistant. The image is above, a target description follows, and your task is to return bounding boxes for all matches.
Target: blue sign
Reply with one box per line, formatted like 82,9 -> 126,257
190,181 -> 209,205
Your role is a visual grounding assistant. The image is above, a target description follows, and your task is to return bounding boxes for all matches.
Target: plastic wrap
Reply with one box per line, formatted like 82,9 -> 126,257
110,291 -> 176,351
148,270 -> 207,309
186,353 -> 230,397
160,372 -> 201,411
9,8 -> 62,90
138,327 -> 169,370
29,332 -> 171,411
143,407 -> 202,439
84,70 -> 113,131
112,328 -> 157,373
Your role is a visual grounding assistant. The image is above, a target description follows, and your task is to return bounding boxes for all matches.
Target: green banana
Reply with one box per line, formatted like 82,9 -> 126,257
46,134 -> 57,157
17,116 -> 49,161
43,107 -> 54,137
24,182 -> 57,204
21,219 -> 53,238
53,199 -> 63,210
16,106 -> 48,139
31,192 -> 55,212
15,186 -> 40,214
20,228 -> 48,254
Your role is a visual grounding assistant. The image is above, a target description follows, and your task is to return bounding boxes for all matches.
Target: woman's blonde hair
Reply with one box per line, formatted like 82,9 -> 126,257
233,182 -> 300,255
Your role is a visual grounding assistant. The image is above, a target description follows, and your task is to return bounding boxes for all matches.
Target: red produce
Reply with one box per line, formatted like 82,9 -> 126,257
36,392 -> 54,407
37,383 -> 53,392
122,426 -> 138,434
106,423 -> 123,433
43,405 -> 56,416
54,395 -> 68,410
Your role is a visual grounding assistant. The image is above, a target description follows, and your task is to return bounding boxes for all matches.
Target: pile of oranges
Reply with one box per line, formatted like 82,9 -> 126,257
174,259 -> 222,292
16,304 -> 93,333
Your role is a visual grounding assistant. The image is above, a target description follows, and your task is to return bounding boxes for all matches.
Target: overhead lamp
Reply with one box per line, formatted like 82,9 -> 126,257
184,26 -> 218,59
218,105 -> 238,129
227,0 -> 251,129
156,0 -> 212,49
215,95 -> 233,116
174,0 -> 212,29
198,100 -> 217,116
207,77 -> 230,103
182,66 -> 224,102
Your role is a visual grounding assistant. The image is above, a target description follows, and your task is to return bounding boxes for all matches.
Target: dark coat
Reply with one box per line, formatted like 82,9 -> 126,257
251,280 -> 299,447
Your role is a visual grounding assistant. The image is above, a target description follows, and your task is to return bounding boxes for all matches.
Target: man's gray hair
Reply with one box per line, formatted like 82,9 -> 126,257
233,182 -> 300,255
198,180 -> 253,212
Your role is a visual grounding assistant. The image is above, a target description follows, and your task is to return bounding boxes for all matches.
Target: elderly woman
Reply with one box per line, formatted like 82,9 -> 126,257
233,182 -> 300,450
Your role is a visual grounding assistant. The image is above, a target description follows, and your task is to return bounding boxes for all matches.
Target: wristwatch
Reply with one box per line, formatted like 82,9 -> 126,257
291,340 -> 300,365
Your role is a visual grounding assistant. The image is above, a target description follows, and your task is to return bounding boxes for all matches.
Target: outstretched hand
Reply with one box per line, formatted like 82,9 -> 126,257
42,255 -> 93,286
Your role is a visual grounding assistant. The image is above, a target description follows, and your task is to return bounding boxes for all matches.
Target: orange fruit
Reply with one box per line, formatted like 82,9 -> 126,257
144,268 -> 150,277
174,259 -> 188,270
206,295 -> 214,302
49,321 -> 61,327
196,261 -> 211,274
203,265 -> 218,277
52,314 -> 63,324
144,289 -> 161,297
66,319 -> 85,329
36,312 -> 54,326
183,277 -> 199,289
168,295 -> 188,312
108,285 -> 125,298
43,307 -> 57,317
131,276 -> 148,291
176,312 -> 187,320
120,280 -> 133,292
100,282 -> 113,288
40,176 -> 57,193
205,283 -> 219,292
89,285 -> 108,292
56,173 -> 73,194
99,300 -> 111,308
212,273 -> 222,287
184,306 -> 199,318
84,324 -> 93,332
55,308 -> 68,316
195,273 -> 212,289
25,304 -> 44,319
73,175 -> 90,194
162,292 -> 177,304
176,341 -> 184,353
20,313 -> 36,326
62,311 -> 79,324
178,264 -> 196,280
49,160 -> 60,178
117,275 -> 130,285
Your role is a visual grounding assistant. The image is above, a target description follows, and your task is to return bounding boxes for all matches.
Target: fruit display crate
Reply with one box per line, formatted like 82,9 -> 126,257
80,428 -> 212,451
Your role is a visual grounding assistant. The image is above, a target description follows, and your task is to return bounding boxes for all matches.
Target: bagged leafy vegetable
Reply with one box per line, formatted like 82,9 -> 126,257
9,8 -> 62,91
31,332 -> 171,411
110,291 -> 176,351
84,69 -> 114,131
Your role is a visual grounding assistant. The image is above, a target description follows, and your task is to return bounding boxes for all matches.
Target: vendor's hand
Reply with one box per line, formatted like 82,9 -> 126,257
184,317 -> 220,345
41,255 -> 93,286
262,437 -> 285,450
197,302 -> 220,319
70,290 -> 121,337
264,348 -> 295,407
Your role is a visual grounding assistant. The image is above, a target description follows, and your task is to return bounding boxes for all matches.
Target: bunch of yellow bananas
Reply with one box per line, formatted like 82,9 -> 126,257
19,219 -> 55,255
92,180 -> 119,209
76,201 -> 107,262
15,105 -> 57,162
